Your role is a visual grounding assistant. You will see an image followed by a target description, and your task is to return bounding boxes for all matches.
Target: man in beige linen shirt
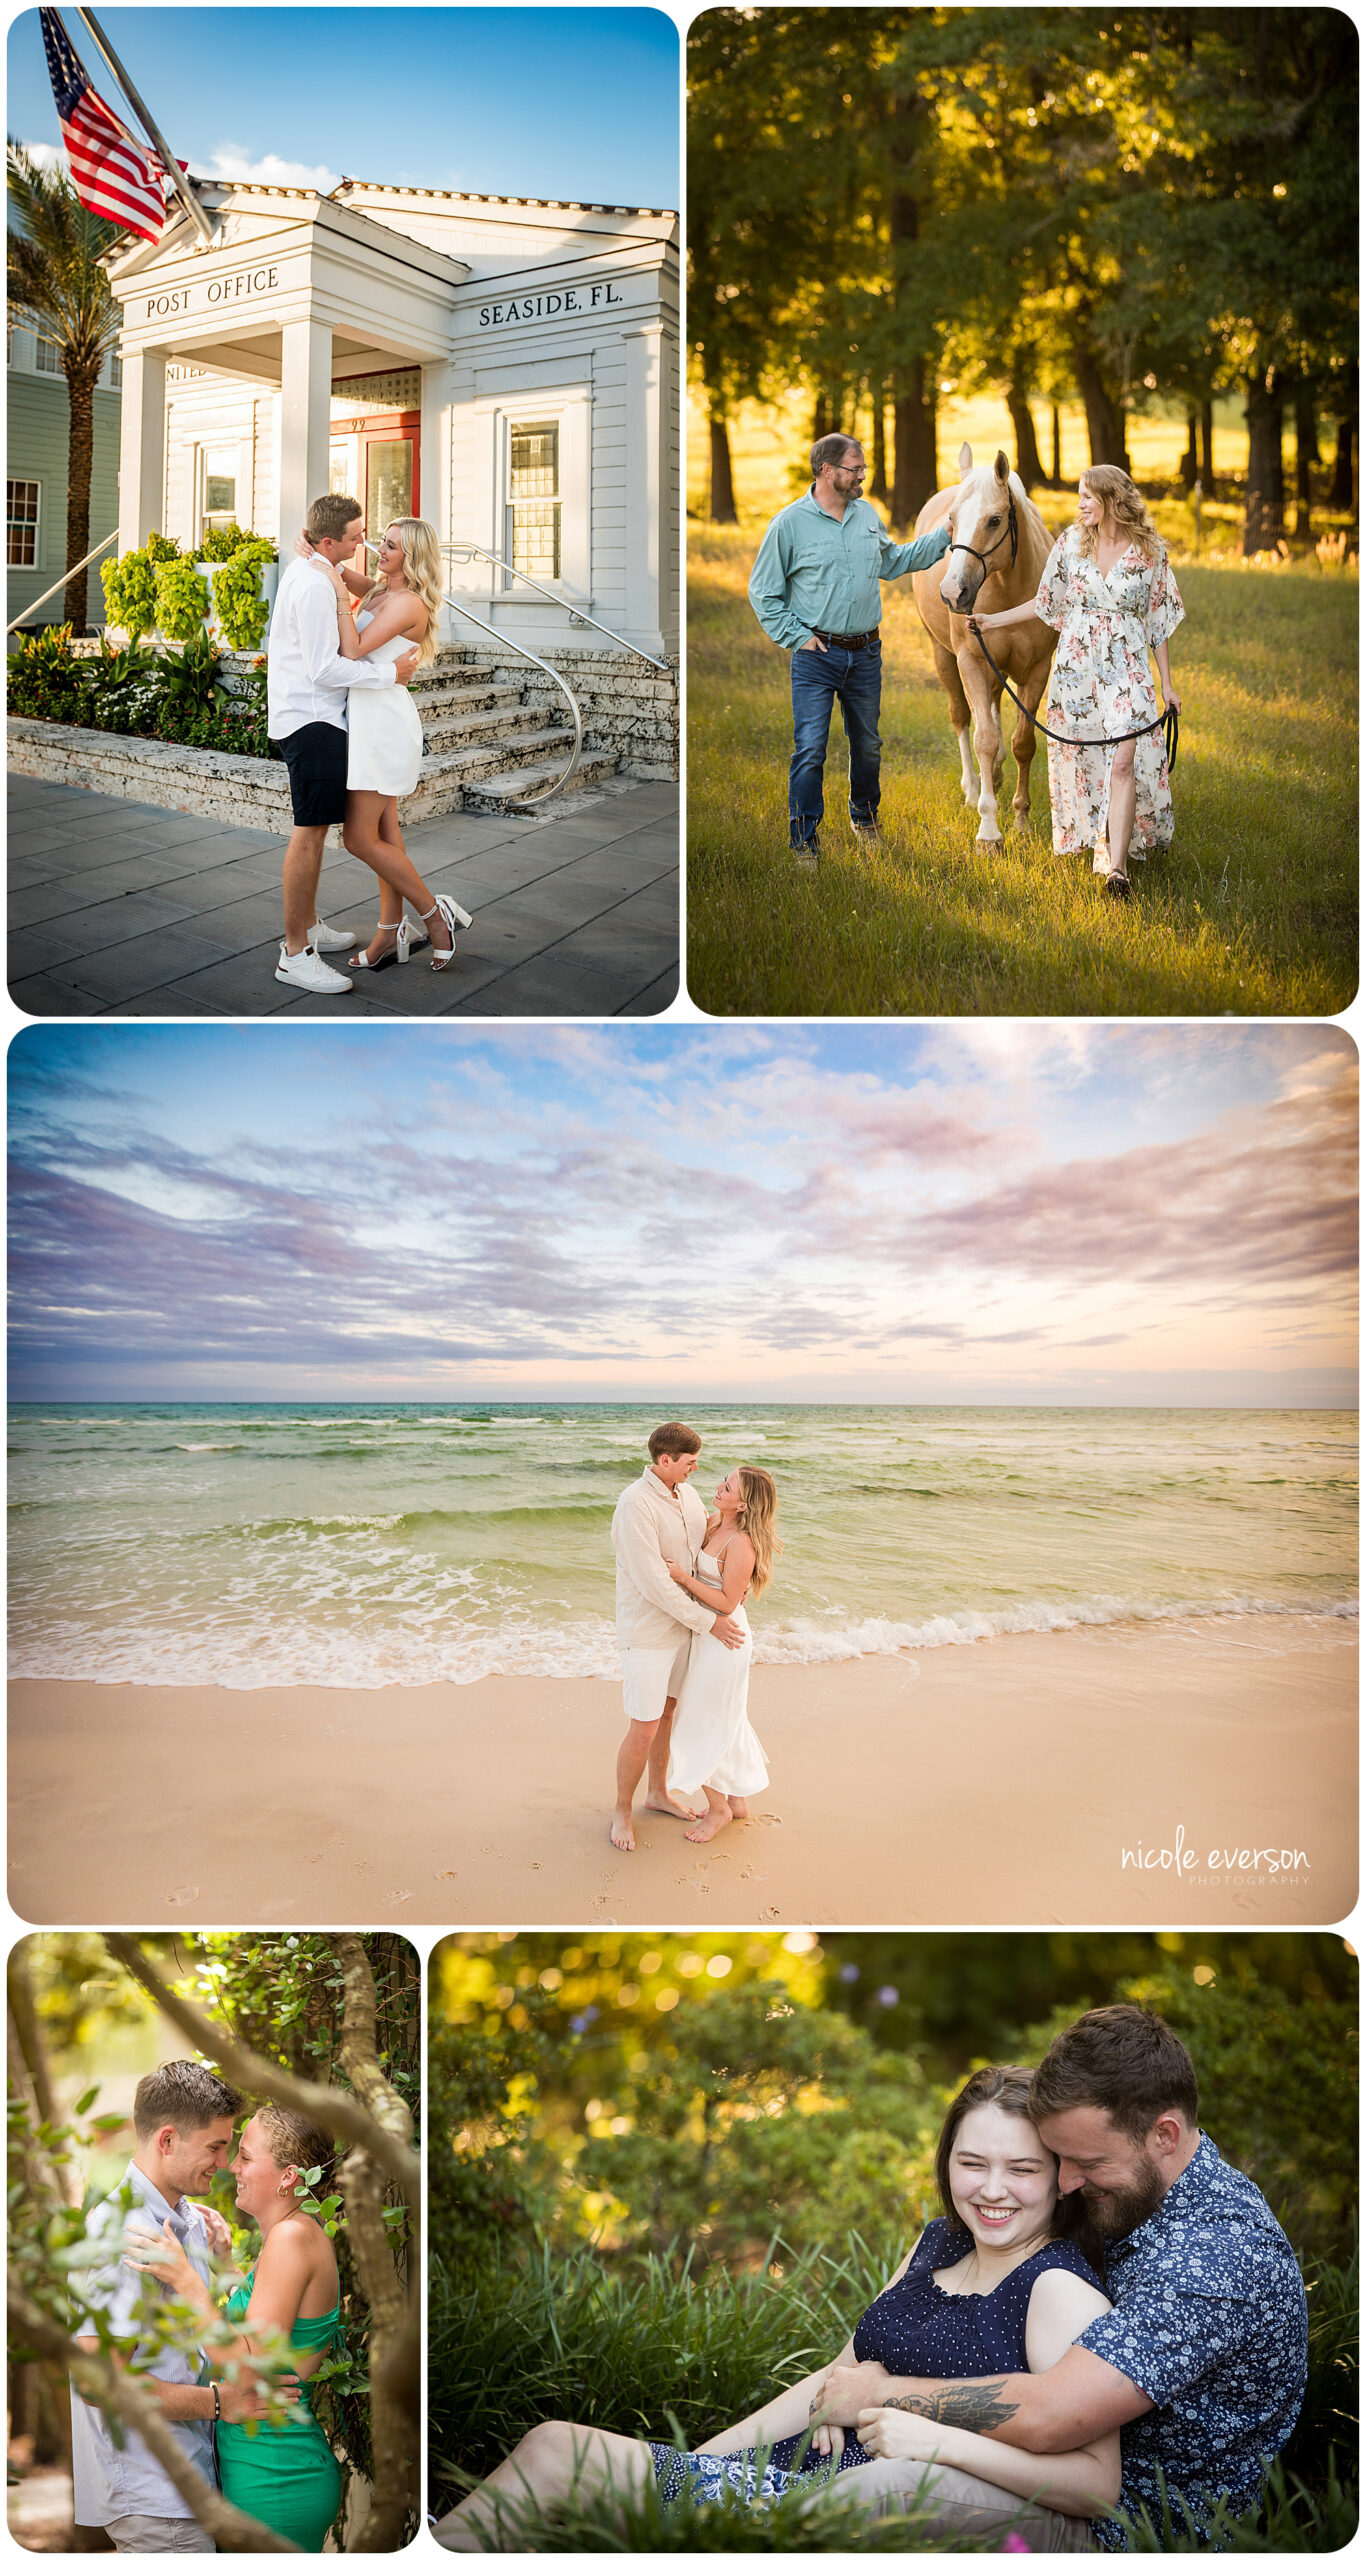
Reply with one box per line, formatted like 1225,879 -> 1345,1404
609,1420 -> 744,1851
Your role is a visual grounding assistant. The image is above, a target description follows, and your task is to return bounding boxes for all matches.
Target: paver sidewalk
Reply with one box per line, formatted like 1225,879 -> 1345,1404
7,775 -> 679,1018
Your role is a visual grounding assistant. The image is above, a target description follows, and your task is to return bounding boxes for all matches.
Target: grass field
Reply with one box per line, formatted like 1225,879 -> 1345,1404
686,509 -> 1357,1018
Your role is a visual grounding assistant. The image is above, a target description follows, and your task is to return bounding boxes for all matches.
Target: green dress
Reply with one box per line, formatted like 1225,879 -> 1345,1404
217,2270 -> 343,2550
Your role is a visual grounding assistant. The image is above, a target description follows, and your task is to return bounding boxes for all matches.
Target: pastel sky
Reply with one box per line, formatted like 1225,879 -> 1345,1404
8,8 -> 677,207
8,1023 -> 1356,1406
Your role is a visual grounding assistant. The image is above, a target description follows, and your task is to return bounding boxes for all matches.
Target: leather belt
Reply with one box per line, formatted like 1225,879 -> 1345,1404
812,626 -> 878,650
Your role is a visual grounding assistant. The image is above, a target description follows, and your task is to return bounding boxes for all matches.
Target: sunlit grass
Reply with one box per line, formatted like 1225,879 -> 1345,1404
685,532 -> 1357,1018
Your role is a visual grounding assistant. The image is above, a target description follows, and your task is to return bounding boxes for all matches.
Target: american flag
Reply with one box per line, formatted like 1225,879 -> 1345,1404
40,8 -> 167,242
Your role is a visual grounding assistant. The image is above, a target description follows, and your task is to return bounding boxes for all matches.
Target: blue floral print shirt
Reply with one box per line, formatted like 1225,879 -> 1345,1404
1084,2134 -> 1307,2545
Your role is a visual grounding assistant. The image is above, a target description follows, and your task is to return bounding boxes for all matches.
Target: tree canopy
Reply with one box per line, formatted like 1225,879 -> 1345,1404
687,8 -> 1358,545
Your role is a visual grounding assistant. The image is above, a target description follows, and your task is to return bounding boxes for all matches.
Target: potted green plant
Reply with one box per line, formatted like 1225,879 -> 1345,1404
210,534 -> 279,650
154,550 -> 213,645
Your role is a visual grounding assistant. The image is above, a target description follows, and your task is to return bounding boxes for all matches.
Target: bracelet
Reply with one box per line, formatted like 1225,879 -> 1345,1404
211,2382 -> 220,2421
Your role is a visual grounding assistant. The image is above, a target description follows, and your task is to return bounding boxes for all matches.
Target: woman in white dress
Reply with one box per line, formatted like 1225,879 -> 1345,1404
307,516 -> 471,970
664,1466 -> 779,1844
971,467 -> 1184,900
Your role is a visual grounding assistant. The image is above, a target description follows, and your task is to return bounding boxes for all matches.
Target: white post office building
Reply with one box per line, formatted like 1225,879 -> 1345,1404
106,180 -> 679,667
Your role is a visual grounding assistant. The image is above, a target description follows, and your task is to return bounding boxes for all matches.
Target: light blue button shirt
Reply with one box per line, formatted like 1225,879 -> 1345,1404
748,489 -> 952,651
69,2163 -> 219,2527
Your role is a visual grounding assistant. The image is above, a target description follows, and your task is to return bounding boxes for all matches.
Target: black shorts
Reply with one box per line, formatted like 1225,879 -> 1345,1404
276,720 -> 349,827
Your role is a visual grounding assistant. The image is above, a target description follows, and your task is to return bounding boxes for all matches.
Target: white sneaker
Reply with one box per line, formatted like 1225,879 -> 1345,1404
275,940 -> 354,994
308,916 -> 357,952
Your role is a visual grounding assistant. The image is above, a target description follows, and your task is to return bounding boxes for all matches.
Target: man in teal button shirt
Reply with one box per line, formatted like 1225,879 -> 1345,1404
748,435 -> 953,859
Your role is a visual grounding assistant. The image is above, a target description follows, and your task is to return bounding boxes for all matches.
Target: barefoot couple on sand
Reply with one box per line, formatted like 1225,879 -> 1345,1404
610,1423 -> 779,1852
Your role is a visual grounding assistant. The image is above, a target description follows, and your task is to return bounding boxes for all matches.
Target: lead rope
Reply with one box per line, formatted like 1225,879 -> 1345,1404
967,616 -> 1179,772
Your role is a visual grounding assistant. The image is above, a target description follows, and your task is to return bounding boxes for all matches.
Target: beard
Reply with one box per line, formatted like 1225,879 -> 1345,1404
1079,2157 -> 1167,2243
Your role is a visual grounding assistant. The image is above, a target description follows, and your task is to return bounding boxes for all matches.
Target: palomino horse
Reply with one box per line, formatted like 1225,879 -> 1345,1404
912,444 -> 1057,848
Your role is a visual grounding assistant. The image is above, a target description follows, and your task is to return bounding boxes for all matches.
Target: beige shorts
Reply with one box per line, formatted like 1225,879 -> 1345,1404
619,1638 -> 692,1723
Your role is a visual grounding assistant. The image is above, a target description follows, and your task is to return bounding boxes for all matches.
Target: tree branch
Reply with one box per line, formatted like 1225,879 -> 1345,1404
7,2284 -> 298,2554
104,1938 -> 418,2201
336,1935 -> 419,2553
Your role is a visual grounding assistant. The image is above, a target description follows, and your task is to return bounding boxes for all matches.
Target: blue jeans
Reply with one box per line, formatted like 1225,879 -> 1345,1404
789,636 -> 882,845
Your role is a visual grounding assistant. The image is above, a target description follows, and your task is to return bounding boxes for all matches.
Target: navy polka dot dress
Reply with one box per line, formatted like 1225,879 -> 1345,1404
650,2217 -> 1100,2506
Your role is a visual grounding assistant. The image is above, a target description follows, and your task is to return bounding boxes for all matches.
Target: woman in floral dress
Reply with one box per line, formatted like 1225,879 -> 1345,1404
973,467 -> 1184,899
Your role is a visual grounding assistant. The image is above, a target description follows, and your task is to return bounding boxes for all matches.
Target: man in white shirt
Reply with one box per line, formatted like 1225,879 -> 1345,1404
268,489 -> 420,995
609,1421 -> 745,1851
69,2059 -> 265,2550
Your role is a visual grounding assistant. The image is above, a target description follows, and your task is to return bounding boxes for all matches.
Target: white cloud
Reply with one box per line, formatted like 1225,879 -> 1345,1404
202,147 -> 341,193
17,140 -> 66,171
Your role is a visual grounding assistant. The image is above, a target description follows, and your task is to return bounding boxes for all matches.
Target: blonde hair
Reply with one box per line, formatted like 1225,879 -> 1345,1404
735,1465 -> 781,1597
366,517 -> 444,666
1075,467 -> 1161,565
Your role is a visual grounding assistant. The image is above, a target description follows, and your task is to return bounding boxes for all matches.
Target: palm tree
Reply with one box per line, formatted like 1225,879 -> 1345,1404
7,141 -> 124,634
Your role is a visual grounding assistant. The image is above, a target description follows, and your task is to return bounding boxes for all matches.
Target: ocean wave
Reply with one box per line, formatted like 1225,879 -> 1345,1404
10,1590 -> 1355,1693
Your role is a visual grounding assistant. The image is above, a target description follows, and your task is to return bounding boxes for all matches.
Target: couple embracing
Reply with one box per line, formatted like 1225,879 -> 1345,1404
439,2005 -> 1309,2550
268,490 -> 471,996
69,2061 -> 343,2550
609,1421 -> 779,1852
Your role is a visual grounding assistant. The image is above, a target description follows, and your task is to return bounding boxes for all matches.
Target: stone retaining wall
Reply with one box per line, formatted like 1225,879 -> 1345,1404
452,645 -> 679,779
8,719 -> 477,838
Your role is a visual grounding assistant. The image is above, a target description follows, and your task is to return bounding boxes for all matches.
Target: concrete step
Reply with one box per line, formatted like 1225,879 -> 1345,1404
460,743 -> 617,809
422,721 -> 585,781
422,706 -> 550,757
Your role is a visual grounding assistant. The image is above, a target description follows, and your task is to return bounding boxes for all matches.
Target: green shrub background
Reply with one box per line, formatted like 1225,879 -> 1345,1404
429,1932 -> 1356,2550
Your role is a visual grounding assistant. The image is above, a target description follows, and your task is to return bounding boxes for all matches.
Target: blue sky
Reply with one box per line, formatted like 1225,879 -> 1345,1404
8,1023 -> 1356,1405
8,8 -> 678,205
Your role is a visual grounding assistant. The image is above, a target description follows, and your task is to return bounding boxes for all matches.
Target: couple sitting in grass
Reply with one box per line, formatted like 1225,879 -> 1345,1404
437,2006 -> 1306,2551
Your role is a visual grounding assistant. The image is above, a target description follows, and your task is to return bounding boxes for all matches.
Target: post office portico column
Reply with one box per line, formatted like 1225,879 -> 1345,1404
624,321 -> 665,654
118,344 -> 167,554
278,317 -> 333,546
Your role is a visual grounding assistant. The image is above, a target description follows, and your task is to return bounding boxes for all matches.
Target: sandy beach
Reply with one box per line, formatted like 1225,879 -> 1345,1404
10,1611 -> 1354,1926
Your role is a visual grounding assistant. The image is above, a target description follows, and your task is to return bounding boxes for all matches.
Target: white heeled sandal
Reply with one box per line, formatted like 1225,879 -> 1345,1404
419,893 -> 473,972
350,917 -> 426,972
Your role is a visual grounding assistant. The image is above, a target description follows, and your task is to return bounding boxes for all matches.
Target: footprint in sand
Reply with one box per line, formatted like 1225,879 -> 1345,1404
165,1885 -> 199,1906
434,1870 -> 458,1881
385,1891 -> 413,1904
760,1905 -> 781,1919
590,1891 -> 621,1910
737,1867 -> 767,1883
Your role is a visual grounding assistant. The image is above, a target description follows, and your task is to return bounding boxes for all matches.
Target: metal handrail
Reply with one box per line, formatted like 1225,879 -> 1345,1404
436,587 -> 583,806
442,538 -> 672,672
6,530 -> 118,636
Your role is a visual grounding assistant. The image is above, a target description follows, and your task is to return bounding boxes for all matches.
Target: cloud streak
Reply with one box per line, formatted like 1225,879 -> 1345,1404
7,1025 -> 1357,1402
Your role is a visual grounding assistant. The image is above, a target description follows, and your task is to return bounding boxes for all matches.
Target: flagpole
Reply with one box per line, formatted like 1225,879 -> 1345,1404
71,6 -> 216,247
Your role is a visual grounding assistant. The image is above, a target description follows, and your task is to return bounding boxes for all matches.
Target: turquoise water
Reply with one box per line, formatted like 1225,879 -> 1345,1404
8,1402 -> 1356,1689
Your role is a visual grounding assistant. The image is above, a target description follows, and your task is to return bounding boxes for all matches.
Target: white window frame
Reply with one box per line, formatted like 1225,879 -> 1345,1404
196,438 -> 244,539
483,390 -> 590,604
7,477 -> 43,569
34,333 -> 63,375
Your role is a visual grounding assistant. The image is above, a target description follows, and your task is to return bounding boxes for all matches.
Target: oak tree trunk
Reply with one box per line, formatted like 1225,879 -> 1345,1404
1201,401 -> 1215,486
1329,364 -> 1356,509
1050,403 -> 1062,486
892,359 -> 938,528
870,393 -> 889,501
887,87 -> 937,528
1006,389 -> 1044,490
1243,369 -> 1285,553
1180,413 -> 1198,491
708,411 -> 738,525
1294,386 -> 1317,536
1073,342 -> 1127,466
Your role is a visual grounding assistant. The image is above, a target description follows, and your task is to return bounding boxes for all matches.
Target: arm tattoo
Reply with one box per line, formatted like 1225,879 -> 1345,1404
883,2382 -> 1021,2436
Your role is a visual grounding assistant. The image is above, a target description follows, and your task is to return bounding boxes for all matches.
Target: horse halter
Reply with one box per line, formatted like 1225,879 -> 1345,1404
948,489 -> 1019,574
